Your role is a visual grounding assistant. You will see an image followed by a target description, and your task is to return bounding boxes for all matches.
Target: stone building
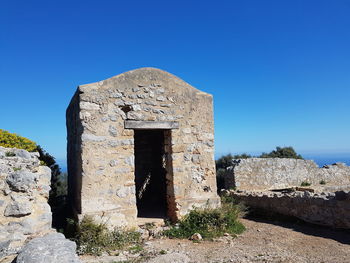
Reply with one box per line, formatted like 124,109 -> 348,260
66,68 -> 220,228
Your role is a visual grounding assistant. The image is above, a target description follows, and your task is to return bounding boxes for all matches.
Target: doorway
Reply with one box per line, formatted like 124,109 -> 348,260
134,129 -> 168,218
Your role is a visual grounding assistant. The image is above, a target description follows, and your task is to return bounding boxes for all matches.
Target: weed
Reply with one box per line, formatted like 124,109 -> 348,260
143,222 -> 155,230
319,180 -> 326,185
13,167 -> 21,171
71,216 -> 141,256
128,244 -> 143,254
164,196 -> 245,239
159,249 -> 167,255
300,181 -> 311,187
5,152 -> 15,157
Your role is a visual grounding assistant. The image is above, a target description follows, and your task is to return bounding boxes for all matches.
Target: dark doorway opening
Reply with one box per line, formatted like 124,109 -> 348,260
134,130 -> 167,218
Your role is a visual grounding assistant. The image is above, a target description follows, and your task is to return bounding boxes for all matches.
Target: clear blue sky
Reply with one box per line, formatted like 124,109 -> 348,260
1,0 -> 349,165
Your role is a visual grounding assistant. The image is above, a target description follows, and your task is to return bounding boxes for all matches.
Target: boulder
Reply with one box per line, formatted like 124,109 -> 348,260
16,233 -> 81,263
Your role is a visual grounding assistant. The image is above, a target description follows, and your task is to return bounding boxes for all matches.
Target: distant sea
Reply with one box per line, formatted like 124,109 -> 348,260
302,154 -> 350,167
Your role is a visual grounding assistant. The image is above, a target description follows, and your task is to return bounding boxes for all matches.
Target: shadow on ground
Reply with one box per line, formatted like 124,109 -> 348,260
244,209 -> 350,245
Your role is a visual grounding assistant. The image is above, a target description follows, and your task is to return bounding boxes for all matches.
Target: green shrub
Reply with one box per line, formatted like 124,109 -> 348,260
0,129 -> 37,152
260,146 -> 303,159
300,181 -> 311,187
319,180 -> 326,185
164,198 -> 245,239
216,154 -> 252,191
233,153 -> 252,159
73,216 -> 141,255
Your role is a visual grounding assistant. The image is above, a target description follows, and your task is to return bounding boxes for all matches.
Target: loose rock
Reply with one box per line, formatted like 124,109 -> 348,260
190,233 -> 202,241
16,233 -> 81,263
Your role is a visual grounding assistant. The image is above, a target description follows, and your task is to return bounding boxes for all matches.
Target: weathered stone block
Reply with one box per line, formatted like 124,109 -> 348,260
6,171 -> 36,192
4,201 -> 32,217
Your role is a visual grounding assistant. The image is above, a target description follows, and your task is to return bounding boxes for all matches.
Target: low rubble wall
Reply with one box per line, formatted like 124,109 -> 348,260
231,190 -> 350,229
0,146 -> 52,260
224,158 -> 350,191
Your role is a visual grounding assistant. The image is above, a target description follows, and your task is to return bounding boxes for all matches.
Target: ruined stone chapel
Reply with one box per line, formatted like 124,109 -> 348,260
66,68 -> 220,227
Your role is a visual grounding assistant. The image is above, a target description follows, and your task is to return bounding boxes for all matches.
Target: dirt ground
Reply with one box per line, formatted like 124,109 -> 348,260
81,217 -> 350,263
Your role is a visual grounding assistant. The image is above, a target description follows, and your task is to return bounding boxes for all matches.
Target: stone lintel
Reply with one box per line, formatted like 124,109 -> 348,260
125,121 -> 179,130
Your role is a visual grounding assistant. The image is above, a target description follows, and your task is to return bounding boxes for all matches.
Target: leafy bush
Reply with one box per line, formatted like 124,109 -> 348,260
36,146 -> 63,200
233,153 -> 252,159
216,153 -> 252,191
319,179 -> 326,185
216,153 -> 252,171
260,146 -> 303,159
0,129 -> 37,152
72,216 -> 141,255
215,154 -> 233,191
300,181 -> 311,186
164,198 -> 245,239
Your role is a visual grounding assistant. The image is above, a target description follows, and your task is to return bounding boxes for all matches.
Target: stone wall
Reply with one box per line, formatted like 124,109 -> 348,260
66,68 -> 220,228
0,146 -> 52,260
224,158 -> 350,191
231,190 -> 350,229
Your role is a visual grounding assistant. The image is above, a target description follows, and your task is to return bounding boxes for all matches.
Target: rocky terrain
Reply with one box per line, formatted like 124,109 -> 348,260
0,147 -> 81,263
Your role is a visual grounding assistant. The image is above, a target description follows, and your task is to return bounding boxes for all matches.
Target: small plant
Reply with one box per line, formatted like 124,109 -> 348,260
72,216 -> 141,256
143,222 -> 155,230
319,180 -> 326,185
13,167 -> 21,171
159,249 -> 167,255
300,181 -> 311,187
164,196 -> 245,239
128,244 -> 143,254
5,152 -> 15,157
